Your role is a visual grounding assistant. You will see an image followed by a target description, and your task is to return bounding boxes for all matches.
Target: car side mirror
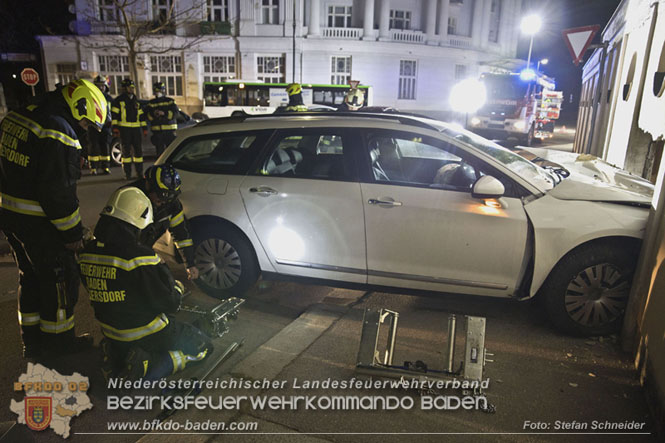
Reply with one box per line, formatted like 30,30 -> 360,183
472,175 -> 505,199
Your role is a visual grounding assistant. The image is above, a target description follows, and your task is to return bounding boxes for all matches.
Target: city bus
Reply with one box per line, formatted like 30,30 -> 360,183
202,81 -> 373,117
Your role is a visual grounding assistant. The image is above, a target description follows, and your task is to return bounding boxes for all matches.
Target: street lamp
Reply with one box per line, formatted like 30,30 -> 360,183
537,58 -> 548,72
520,14 -> 542,70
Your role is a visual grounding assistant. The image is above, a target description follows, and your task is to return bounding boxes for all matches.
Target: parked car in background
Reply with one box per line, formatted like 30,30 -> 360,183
110,108 -> 206,166
157,112 -> 652,336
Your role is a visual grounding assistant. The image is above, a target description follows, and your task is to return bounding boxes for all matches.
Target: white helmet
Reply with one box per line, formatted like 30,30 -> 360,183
344,89 -> 365,110
101,187 -> 153,229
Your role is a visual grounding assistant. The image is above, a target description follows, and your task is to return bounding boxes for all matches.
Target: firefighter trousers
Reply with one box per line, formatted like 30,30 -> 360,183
88,126 -> 111,171
2,219 -> 79,349
150,130 -> 176,158
102,319 -> 213,381
119,127 -> 143,178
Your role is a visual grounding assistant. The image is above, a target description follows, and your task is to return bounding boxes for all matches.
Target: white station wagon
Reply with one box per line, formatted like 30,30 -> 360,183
158,113 -> 653,336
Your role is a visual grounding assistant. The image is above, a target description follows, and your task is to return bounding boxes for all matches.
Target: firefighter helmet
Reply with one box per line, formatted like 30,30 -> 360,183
145,164 -> 182,202
344,89 -> 364,111
153,81 -> 166,95
93,75 -> 110,91
121,78 -> 135,89
61,79 -> 108,131
286,83 -> 302,96
101,187 -> 154,230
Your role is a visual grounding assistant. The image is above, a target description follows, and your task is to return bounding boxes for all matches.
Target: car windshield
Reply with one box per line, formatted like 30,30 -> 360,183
414,118 -> 556,192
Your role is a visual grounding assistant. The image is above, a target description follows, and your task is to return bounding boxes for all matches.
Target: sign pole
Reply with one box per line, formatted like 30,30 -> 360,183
31,85 -> 35,97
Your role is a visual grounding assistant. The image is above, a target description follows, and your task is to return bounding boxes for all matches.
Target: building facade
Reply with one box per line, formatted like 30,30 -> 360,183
575,0 -> 664,180
38,0 -> 523,116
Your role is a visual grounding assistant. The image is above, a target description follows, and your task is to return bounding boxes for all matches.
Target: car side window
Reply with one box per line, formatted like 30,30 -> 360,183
366,131 -> 481,192
170,131 -> 268,174
258,131 -> 352,181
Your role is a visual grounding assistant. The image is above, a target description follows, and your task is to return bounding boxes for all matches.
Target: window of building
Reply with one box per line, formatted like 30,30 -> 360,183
98,0 -> 117,22
327,6 -> 352,28
257,55 -> 285,83
152,0 -> 172,23
454,64 -> 467,80
488,0 -> 501,42
207,0 -> 229,22
450,0 -> 464,4
398,60 -> 416,100
261,0 -> 279,24
331,56 -> 351,85
55,63 -> 77,86
98,55 -> 130,95
203,55 -> 236,82
389,10 -> 411,30
150,55 -> 183,96
447,17 -> 457,35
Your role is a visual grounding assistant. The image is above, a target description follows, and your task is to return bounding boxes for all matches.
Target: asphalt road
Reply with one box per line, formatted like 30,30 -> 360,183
0,130 -> 658,441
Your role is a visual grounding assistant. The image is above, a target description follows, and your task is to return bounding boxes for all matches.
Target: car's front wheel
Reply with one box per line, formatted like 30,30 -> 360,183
191,224 -> 259,299
111,138 -> 122,166
541,240 -> 639,336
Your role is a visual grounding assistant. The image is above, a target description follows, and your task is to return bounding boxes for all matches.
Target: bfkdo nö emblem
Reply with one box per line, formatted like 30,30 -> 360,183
25,397 -> 52,431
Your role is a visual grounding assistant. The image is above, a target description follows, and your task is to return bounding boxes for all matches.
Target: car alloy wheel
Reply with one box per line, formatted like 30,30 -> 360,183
195,238 -> 242,289
111,139 -> 122,166
563,263 -> 630,328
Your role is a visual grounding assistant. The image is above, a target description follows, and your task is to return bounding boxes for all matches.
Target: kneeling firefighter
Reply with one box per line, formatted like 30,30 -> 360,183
78,187 -> 212,380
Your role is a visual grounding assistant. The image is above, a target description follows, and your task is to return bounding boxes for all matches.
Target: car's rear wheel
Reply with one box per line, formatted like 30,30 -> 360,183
542,241 -> 638,336
192,225 -> 259,299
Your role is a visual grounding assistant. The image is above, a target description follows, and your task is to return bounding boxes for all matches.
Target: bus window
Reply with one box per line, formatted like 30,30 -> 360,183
248,88 -> 270,106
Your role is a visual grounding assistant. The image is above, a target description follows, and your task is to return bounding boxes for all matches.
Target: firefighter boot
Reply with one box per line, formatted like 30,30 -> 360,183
118,347 -> 151,381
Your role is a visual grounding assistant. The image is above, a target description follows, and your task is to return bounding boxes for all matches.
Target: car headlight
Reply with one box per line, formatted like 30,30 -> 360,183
513,121 -> 526,130
470,117 -> 481,126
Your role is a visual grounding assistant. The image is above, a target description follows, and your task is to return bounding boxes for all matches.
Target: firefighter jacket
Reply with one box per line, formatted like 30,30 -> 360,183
145,96 -> 179,132
0,96 -> 83,243
127,179 -> 196,267
78,218 -> 183,342
111,93 -> 147,129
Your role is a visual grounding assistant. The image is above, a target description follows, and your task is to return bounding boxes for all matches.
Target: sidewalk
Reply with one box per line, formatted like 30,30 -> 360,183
139,293 -> 658,441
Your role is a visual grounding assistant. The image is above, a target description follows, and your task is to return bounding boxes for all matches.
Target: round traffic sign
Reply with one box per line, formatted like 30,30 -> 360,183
20,68 -> 40,87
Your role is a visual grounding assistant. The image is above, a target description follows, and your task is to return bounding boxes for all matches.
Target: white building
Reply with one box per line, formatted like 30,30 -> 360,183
37,0 -> 524,116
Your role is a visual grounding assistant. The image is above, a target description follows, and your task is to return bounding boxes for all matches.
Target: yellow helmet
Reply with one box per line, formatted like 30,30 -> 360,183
61,79 -> 108,131
344,89 -> 365,110
286,83 -> 302,96
101,187 -> 154,230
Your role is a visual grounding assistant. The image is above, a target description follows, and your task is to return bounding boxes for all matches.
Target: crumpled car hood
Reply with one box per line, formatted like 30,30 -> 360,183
518,148 -> 654,203
547,176 -> 652,204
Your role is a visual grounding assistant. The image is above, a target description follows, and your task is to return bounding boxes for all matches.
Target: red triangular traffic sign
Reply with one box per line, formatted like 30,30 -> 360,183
562,25 -> 600,66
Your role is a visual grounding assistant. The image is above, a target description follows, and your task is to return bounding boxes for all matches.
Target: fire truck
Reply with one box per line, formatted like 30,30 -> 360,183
467,72 -> 562,146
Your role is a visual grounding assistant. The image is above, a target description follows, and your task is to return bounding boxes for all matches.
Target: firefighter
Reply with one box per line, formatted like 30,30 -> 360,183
78,187 -> 212,380
111,79 -> 147,180
338,88 -> 365,111
125,164 -> 199,280
275,83 -> 308,113
88,75 -> 114,175
145,81 -> 179,158
0,79 -> 107,358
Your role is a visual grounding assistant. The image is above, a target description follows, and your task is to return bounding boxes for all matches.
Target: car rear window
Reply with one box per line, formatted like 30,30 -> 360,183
170,130 -> 271,174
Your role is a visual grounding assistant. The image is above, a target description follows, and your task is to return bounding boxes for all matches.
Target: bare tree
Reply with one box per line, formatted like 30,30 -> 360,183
74,0 -> 228,97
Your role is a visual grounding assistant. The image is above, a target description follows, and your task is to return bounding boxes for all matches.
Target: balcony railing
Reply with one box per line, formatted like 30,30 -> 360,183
390,29 -> 425,44
322,27 -> 363,39
446,36 -> 473,48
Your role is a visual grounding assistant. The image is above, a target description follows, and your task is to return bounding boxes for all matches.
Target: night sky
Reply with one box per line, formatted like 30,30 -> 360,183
517,0 -> 623,123
0,0 -> 623,118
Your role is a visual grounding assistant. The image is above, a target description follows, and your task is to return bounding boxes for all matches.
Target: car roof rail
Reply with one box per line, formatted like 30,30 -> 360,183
194,111 -> 440,131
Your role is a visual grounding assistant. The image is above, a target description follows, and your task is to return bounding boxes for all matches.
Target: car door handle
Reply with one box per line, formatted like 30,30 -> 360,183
368,198 -> 402,207
249,186 -> 278,196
